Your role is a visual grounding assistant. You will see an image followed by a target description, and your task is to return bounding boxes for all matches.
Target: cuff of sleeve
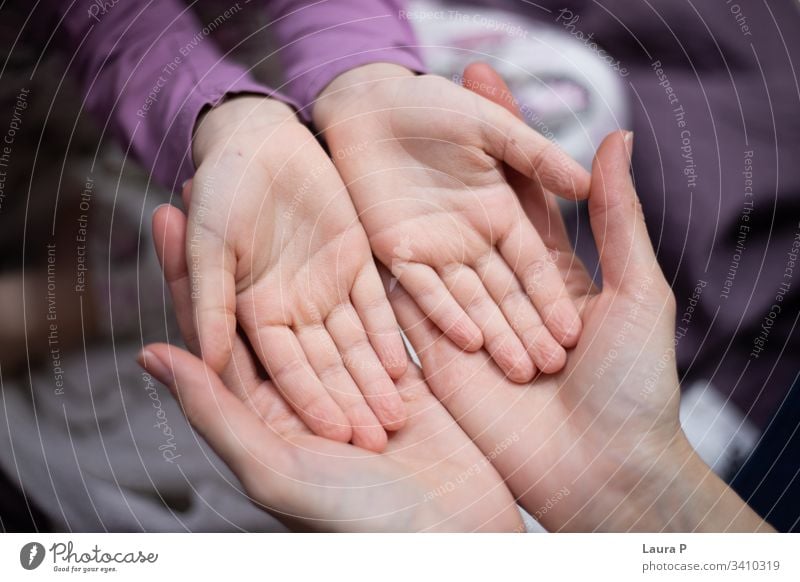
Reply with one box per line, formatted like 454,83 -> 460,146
284,47 -> 426,123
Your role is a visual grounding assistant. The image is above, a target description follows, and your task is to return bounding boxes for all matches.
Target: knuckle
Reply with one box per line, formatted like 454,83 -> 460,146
503,287 -> 532,308
373,393 -> 406,425
357,294 -> 391,315
316,361 -> 347,384
519,321 -> 549,345
270,358 -> 306,382
522,259 -> 555,292
465,292 -> 493,313
414,283 -> 441,302
341,337 -> 374,362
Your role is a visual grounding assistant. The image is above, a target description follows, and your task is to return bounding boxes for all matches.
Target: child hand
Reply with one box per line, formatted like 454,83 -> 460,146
186,96 -> 408,451
313,65 -> 591,381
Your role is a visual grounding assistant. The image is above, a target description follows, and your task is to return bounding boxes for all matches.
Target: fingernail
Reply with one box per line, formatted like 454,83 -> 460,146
562,313 -> 582,348
152,203 -> 171,219
623,131 -> 634,160
137,348 -> 174,385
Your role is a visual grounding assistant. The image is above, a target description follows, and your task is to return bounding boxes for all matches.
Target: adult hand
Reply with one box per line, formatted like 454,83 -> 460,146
141,203 -> 523,532
388,64 -> 771,532
187,96 -> 409,451
313,64 -> 591,383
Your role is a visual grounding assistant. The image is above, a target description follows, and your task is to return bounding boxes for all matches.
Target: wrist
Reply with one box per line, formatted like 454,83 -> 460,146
192,95 -> 296,165
312,63 -> 415,132
648,441 -> 772,532
622,433 -> 705,531
600,433 -> 771,532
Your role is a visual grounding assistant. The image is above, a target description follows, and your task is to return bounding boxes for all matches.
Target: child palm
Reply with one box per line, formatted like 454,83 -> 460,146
314,64 -> 592,382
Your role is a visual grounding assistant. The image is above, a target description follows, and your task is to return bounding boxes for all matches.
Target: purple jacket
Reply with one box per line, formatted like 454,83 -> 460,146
41,0 -> 423,191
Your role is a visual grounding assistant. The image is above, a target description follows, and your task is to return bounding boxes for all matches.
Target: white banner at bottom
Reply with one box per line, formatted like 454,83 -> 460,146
1,533 -> 797,581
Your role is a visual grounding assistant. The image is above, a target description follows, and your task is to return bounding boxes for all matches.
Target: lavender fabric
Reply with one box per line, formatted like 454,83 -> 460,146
262,0 -> 425,120
40,0 -> 423,189
40,0 -> 280,191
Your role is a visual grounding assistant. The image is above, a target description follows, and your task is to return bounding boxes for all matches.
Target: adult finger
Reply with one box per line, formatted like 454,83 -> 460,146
186,191 -> 238,373
589,131 -> 665,295
181,178 -> 193,208
462,62 -> 522,118
152,204 -> 199,355
137,343 -> 284,479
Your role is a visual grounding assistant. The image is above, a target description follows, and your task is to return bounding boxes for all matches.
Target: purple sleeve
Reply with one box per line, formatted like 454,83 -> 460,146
265,0 -> 426,120
43,0 -> 296,191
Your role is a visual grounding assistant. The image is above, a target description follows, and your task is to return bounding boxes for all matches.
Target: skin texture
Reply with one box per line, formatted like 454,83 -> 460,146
142,203 -> 523,532
187,96 -> 409,451
386,63 -> 771,533
313,63 -> 592,384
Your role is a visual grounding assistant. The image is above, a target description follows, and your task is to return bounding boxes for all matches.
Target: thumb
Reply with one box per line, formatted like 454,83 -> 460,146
193,248 -> 237,373
472,74 -> 591,201
181,178 -> 193,209
462,62 -> 574,253
186,198 -> 238,373
137,344 -> 281,478
462,62 -> 523,120
589,131 -> 664,294
152,204 -> 200,355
